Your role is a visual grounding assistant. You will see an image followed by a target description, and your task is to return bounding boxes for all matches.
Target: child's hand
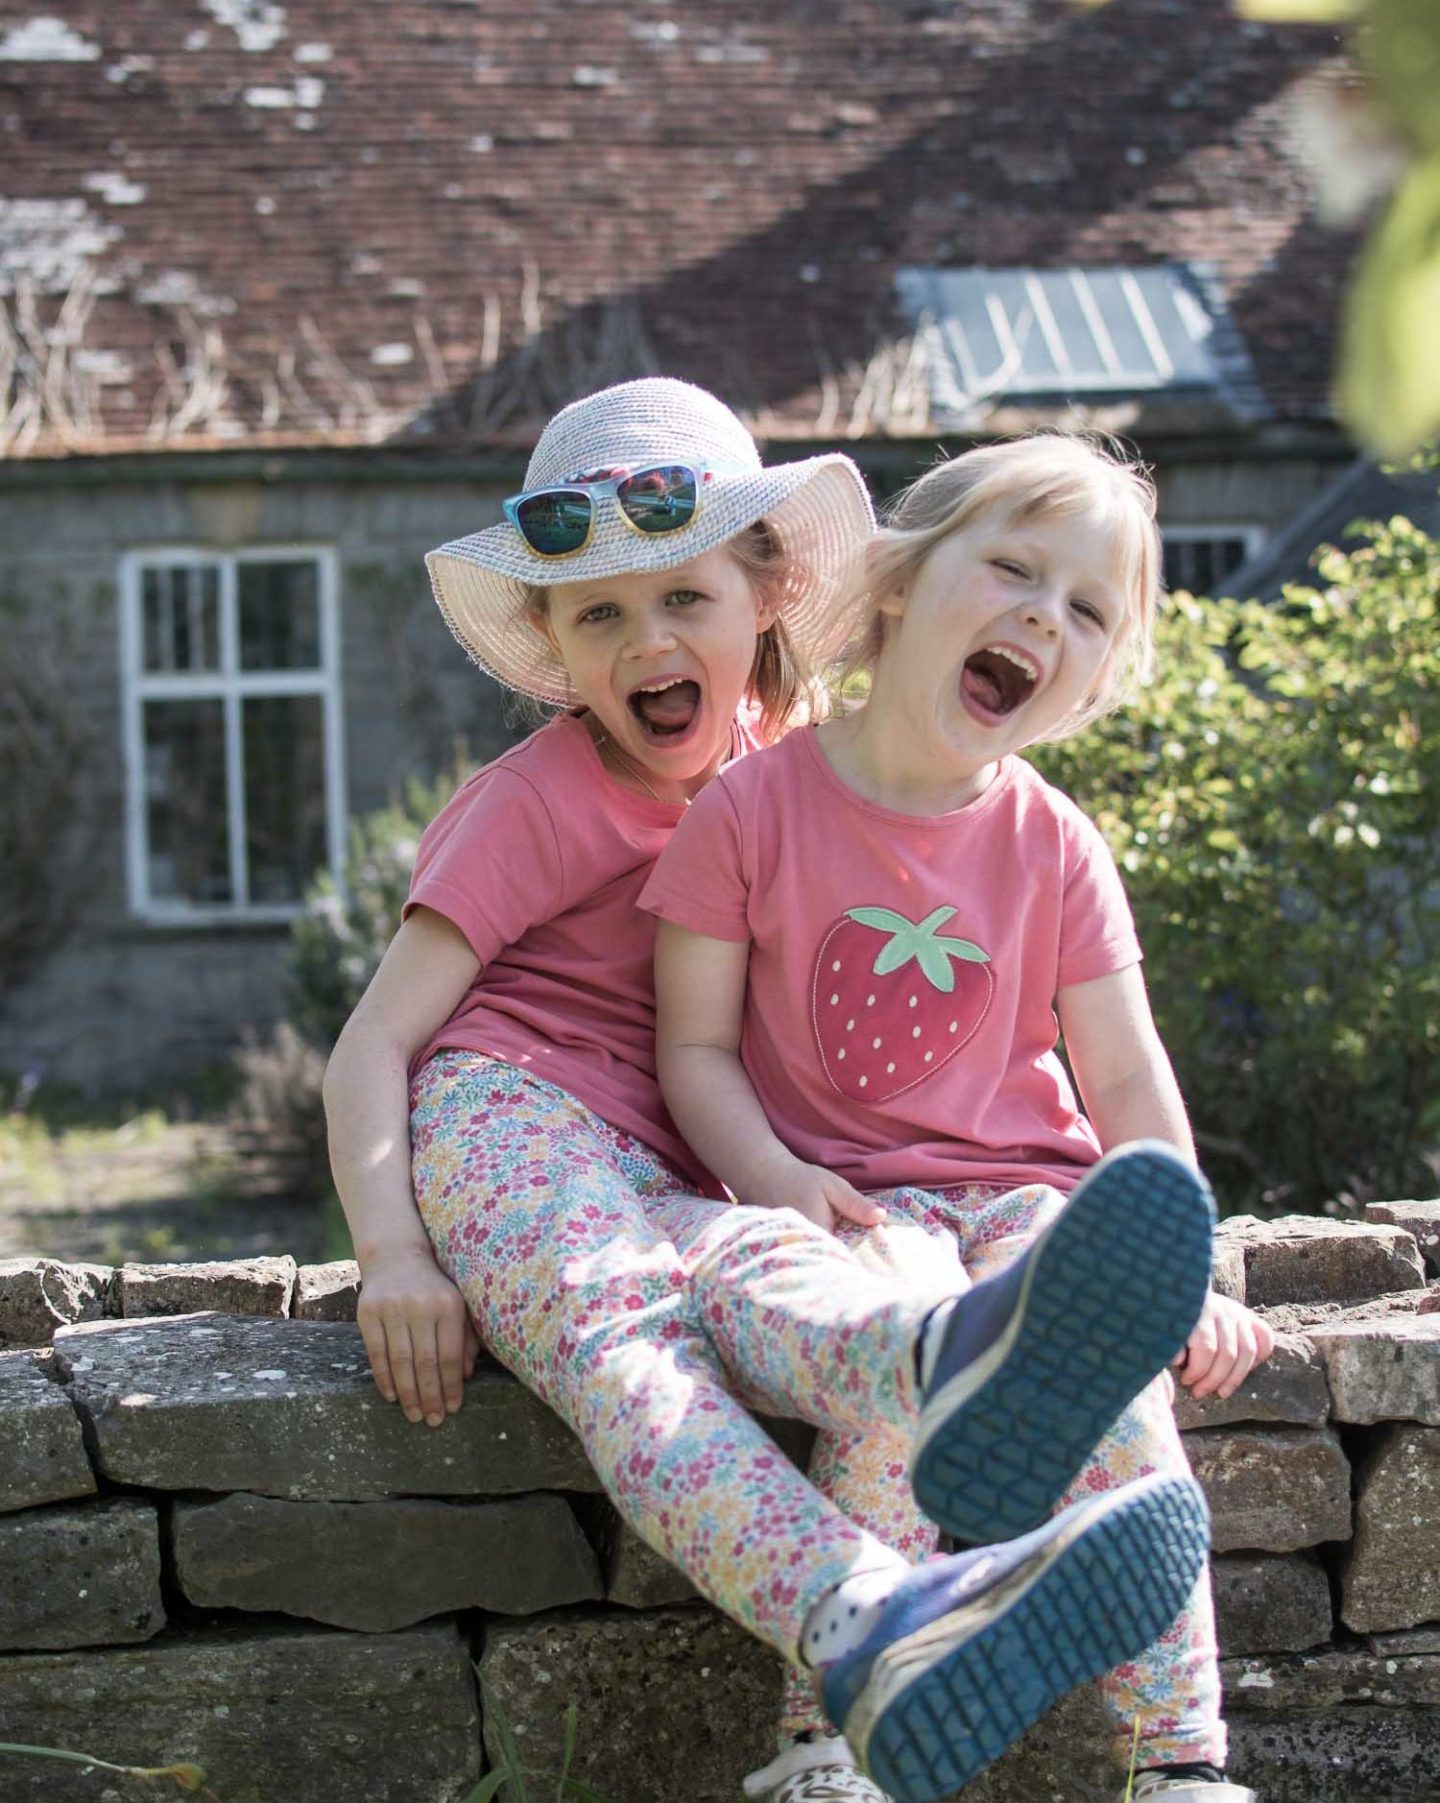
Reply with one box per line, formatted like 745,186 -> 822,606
1172,1291 -> 1275,1400
356,1244 -> 480,1428
760,1158 -> 887,1234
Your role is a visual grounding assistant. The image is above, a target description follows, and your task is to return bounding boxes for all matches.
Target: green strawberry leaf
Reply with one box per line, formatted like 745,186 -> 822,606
846,903 -> 989,990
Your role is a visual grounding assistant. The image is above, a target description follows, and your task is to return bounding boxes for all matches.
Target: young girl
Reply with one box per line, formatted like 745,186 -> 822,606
326,386 -> 1211,1803
642,434 -> 1274,1803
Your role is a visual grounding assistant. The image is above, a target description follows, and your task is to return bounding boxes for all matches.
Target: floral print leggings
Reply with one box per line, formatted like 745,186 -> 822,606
410,1052 -> 1225,1770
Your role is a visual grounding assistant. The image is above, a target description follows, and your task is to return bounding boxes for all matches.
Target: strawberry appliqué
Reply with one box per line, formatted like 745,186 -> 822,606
812,905 -> 993,1102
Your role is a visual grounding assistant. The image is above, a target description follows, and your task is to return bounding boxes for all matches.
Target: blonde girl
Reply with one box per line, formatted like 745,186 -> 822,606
643,434 -> 1269,1803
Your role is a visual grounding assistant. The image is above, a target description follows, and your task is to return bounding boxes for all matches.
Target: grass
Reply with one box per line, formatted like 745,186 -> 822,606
0,1073 -> 332,1266
466,1685 -> 622,1803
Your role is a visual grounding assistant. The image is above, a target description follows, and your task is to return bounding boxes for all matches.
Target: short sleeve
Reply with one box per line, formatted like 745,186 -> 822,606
405,768 -> 565,966
1056,812 -> 1142,990
638,778 -> 752,943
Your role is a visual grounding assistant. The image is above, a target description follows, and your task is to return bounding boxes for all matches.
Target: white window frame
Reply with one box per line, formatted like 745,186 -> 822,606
120,545 -> 346,925
1161,524 -> 1267,595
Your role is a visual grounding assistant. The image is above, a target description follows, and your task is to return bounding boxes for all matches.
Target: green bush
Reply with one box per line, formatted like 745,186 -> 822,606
1031,514 -> 1440,1215
286,766 -> 466,1051
229,766 -> 464,1196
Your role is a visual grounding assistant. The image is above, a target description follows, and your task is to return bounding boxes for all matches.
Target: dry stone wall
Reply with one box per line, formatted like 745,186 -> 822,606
2,1206 -> 1440,1803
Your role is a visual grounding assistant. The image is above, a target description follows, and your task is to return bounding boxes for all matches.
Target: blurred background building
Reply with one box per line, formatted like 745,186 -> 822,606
0,0 -> 1365,1088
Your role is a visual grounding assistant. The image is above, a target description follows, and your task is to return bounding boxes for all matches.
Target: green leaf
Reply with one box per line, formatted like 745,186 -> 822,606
934,937 -> 990,963
1339,153 -> 1440,455
846,906 -> 925,934
555,1702 -> 578,1801
464,1772 -> 515,1803
481,1685 -> 530,1803
1369,0 -> 1440,155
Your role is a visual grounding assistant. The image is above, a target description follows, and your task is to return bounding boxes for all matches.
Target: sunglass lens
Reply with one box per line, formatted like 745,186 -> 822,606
618,466 -> 698,534
515,491 -> 592,555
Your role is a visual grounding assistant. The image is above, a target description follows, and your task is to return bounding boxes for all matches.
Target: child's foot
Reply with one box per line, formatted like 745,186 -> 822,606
742,1734 -> 893,1801
911,1140 -> 1215,1543
818,1471 -> 1210,1803
1128,1768 -> 1256,1800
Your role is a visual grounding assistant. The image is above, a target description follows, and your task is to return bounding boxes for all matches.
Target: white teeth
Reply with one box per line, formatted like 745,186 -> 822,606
632,678 -> 685,694
983,646 -> 1038,681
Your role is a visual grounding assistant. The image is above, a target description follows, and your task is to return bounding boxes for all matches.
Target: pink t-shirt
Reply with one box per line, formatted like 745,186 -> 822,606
639,727 -> 1142,1195
406,712 -> 750,1192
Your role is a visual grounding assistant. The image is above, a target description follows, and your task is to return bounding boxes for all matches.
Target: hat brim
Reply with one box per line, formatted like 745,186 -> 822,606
426,455 -> 874,705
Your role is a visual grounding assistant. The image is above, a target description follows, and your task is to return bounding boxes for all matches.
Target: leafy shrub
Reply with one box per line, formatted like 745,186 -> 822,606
231,766 -> 465,1196
1031,514 -> 1440,1214
287,766 -> 466,1051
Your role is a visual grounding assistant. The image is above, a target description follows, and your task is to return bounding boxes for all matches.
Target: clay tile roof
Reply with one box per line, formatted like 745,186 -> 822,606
1,1 -> 1352,458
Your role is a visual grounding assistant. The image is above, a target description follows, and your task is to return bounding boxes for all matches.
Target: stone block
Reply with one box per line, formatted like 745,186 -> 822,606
1342,1424 -> 1440,1632
1211,1238 -> 1247,1303
173,1492 -> 601,1631
1367,1627 -> 1440,1655
479,1605 -> 783,1803
0,1619 -> 479,1801
1258,1287 -> 1438,1334
117,1255 -> 296,1318
1227,1708 -> 1440,1802
479,1604 -> 1122,1803
0,1257 -> 110,1347
1224,1651 -> 1440,1801
0,1497 -> 163,1650
1367,1200 -> 1440,1275
1173,1333 -> 1329,1430
293,1259 -> 361,1320
1211,1552 -> 1333,1656
0,1349 -> 95,1513
53,1315 -> 600,1500
1186,1425 -> 1351,1552
594,1510 -> 699,1609
1219,1215 -> 1425,1307
1308,1315 -> 1440,1426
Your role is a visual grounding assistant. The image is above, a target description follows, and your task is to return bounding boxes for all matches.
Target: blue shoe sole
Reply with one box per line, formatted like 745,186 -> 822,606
858,1474 -> 1210,1803
911,1142 -> 1214,1544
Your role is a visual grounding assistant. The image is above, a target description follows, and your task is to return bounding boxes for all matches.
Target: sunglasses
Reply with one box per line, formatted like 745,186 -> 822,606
502,463 -> 726,559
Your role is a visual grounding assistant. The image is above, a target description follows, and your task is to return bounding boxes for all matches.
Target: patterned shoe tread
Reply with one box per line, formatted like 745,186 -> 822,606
863,1475 -> 1210,1803
911,1144 -> 1214,1543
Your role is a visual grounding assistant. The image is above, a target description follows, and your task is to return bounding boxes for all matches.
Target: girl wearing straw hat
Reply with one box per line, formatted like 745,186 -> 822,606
325,380 -> 1209,1803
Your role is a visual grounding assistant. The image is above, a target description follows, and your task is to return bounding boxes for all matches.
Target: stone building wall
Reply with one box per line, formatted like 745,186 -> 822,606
2,1204 -> 1439,1802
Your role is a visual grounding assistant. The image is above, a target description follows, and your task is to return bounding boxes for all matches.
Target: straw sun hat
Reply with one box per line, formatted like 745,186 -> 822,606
425,377 -> 876,704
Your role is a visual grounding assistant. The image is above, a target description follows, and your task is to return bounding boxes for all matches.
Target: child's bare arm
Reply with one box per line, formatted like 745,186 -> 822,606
1057,964 -> 1194,1161
654,920 -> 884,1232
323,906 -> 482,1425
1058,964 -> 1275,1398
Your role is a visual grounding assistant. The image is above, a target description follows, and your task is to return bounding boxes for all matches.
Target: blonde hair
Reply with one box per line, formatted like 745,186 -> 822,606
844,432 -> 1162,740
523,518 -> 827,743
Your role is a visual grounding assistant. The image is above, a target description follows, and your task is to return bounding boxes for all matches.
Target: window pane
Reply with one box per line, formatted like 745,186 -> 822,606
243,695 -> 327,903
1162,537 -> 1249,595
239,560 -> 321,671
144,699 -> 231,904
141,565 -> 221,673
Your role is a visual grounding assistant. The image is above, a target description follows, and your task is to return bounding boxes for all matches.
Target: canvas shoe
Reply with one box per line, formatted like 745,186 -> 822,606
911,1140 -> 1215,1544
1128,1771 -> 1257,1801
819,1470 -> 1210,1803
742,1734 -> 894,1801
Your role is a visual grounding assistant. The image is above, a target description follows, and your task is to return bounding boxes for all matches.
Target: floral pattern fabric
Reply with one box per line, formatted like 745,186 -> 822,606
410,1051 -> 1224,1769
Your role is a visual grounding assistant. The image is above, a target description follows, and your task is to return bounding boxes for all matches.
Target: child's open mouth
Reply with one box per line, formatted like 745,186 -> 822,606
628,677 -> 702,741
961,646 -> 1039,721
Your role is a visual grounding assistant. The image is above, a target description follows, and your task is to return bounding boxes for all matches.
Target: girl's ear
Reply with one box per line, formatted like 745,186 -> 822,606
865,542 -> 907,618
526,603 -> 559,651
754,587 -> 782,632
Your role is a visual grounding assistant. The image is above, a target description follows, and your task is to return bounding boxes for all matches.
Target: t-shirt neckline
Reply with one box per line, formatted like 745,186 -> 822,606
799,723 -> 1018,827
